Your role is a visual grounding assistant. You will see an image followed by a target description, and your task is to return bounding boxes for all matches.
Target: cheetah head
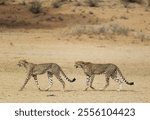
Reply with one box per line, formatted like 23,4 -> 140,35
17,60 -> 28,67
74,61 -> 85,68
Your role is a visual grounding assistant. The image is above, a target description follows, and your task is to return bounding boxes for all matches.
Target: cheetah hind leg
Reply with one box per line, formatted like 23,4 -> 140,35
117,83 -> 123,91
45,77 -> 53,91
102,77 -> 109,90
55,74 -> 65,92
113,71 -> 123,91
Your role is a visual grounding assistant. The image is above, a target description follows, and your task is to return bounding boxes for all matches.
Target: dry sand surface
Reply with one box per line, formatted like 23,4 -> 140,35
0,29 -> 150,103
0,0 -> 150,103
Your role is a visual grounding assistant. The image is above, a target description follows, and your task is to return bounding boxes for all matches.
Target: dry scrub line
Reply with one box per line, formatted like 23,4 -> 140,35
64,22 -> 150,41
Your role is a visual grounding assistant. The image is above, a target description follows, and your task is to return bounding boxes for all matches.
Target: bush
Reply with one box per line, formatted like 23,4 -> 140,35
133,0 -> 142,3
21,0 -> 26,6
51,0 -> 62,8
86,0 -> 99,7
0,0 -> 6,5
29,0 -> 42,14
148,0 -> 150,7
122,0 -> 143,4
121,0 -> 143,7
67,23 -> 130,36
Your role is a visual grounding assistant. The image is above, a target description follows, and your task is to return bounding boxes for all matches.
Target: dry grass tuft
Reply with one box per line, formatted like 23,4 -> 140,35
148,0 -> 150,7
85,0 -> 99,7
134,31 -> 150,42
20,0 -> 26,6
65,22 -> 150,42
51,0 -> 63,8
0,0 -> 7,5
121,0 -> 144,8
66,23 -> 130,36
29,0 -> 42,14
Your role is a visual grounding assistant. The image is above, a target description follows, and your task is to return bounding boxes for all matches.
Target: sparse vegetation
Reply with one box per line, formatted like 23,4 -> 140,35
120,15 -> 128,20
0,0 -> 6,5
148,0 -> 150,7
51,0 -> 62,8
134,31 -> 150,42
121,0 -> 144,8
29,0 -> 42,14
67,23 -> 130,36
21,0 -> 26,6
85,0 -> 99,7
66,23 -> 150,42
74,1 -> 82,6
121,0 -> 143,4
111,23 -> 129,36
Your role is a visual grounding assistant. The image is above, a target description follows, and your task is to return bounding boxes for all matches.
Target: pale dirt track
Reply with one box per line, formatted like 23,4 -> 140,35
0,30 -> 150,103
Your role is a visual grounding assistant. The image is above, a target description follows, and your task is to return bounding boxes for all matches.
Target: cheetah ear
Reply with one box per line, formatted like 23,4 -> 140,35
79,61 -> 86,67
75,61 -> 83,64
81,61 -> 90,65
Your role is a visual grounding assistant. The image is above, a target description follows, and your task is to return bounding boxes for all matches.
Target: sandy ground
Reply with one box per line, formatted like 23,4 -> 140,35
0,0 -> 150,103
0,29 -> 150,103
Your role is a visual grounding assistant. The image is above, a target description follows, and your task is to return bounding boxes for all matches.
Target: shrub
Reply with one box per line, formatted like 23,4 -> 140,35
51,0 -> 62,8
21,0 -> 26,6
121,0 -> 143,4
0,0 -> 6,5
148,0 -> 150,7
74,1 -> 82,6
29,0 -> 42,14
110,23 -> 129,36
67,23 -> 130,36
121,0 -> 144,7
85,0 -> 99,7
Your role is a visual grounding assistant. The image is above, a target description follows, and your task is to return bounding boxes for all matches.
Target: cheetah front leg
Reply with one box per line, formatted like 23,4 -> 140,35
19,75 -> 31,91
84,75 -> 91,91
55,74 -> 65,91
90,75 -> 96,90
33,75 -> 42,91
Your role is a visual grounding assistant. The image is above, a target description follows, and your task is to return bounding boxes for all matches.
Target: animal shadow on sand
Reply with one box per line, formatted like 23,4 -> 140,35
82,89 -> 137,93
43,89 -> 76,92
96,89 -> 137,92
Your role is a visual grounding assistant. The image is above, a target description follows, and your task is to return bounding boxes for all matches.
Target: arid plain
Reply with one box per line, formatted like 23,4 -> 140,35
0,0 -> 150,102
